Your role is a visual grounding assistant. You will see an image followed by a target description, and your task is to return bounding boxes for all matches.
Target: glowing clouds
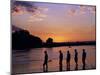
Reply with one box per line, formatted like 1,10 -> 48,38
87,6 -> 96,14
12,6 -> 27,15
29,16 -> 44,22
12,1 -> 37,13
11,1 -> 38,16
79,5 -> 96,14
28,7 -> 48,22
11,1 -> 48,22
67,5 -> 96,16
67,8 -> 77,16
37,7 -> 49,12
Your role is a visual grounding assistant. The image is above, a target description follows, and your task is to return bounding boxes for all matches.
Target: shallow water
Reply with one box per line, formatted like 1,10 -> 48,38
12,45 -> 96,74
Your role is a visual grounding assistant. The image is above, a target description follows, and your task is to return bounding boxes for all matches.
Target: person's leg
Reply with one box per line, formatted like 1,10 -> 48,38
69,61 -> 70,67
82,59 -> 84,65
67,61 -> 70,71
83,59 -> 85,65
69,61 -> 70,71
76,60 -> 78,65
75,59 -> 76,65
66,60 -> 67,70
59,61 -> 61,71
84,59 -> 86,65
46,63 -> 48,72
61,61 -> 62,71
43,63 -> 45,72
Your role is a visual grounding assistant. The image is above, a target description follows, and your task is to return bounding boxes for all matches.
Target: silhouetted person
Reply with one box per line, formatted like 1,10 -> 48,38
66,50 -> 71,71
82,49 -> 86,69
43,51 -> 48,72
74,49 -> 78,65
59,50 -> 63,71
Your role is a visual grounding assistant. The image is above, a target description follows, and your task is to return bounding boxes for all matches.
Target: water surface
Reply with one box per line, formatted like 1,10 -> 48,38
12,45 -> 96,74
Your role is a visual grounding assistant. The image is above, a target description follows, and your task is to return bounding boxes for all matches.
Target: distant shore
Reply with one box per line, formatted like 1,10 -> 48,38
12,29 -> 96,50
43,41 -> 96,47
13,41 -> 96,50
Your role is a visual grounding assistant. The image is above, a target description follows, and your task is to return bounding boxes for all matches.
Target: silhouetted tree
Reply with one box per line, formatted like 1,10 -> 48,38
46,38 -> 53,47
12,29 -> 43,50
46,38 -> 53,44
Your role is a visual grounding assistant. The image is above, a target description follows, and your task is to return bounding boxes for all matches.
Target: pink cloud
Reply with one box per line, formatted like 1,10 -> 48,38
79,5 -> 96,14
67,8 -> 77,16
67,5 -> 96,16
28,10 -> 47,22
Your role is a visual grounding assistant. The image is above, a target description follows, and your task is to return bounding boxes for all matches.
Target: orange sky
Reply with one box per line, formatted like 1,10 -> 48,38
12,1 -> 96,42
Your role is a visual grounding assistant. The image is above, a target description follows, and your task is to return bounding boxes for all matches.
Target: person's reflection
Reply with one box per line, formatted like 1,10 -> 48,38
82,64 -> 86,70
75,64 -> 78,70
59,63 -> 63,71
67,65 -> 70,71
43,51 -> 48,72
59,50 -> 63,71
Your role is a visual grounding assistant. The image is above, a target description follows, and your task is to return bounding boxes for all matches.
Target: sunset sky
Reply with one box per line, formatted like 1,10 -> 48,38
12,1 -> 96,42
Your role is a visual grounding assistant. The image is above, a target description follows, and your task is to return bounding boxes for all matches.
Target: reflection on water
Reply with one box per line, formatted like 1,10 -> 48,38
12,45 -> 96,74
75,64 -> 78,70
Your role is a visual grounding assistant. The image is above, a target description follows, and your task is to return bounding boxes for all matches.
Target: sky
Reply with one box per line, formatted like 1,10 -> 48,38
12,1 -> 96,42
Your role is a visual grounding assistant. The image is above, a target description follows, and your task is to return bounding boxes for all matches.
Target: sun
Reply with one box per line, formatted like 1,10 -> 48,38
52,36 -> 67,42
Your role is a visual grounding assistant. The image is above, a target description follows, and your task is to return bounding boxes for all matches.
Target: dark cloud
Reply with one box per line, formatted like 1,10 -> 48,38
12,1 -> 37,13
14,1 -> 33,7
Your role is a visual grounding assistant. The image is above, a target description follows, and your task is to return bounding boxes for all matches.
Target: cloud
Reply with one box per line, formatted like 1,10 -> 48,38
28,10 -> 47,22
79,5 -> 96,14
11,1 -> 49,21
88,6 -> 96,14
67,8 -> 77,16
11,1 -> 37,14
11,1 -> 48,23
67,5 -> 96,16
27,6 -> 48,22
37,7 -> 49,12
67,5 -> 87,16
34,10 -> 47,17
12,5 -> 27,15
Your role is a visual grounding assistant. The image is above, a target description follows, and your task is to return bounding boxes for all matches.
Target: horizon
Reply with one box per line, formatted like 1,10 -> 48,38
12,1 -> 96,42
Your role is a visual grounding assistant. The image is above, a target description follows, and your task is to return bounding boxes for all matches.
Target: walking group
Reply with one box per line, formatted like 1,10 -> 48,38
43,49 -> 87,72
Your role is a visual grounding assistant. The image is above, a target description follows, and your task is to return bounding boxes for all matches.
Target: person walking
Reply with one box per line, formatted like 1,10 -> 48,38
43,51 -> 48,72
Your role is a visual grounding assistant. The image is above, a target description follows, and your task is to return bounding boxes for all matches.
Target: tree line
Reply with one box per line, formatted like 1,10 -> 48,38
12,29 -> 53,50
12,29 -> 96,50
